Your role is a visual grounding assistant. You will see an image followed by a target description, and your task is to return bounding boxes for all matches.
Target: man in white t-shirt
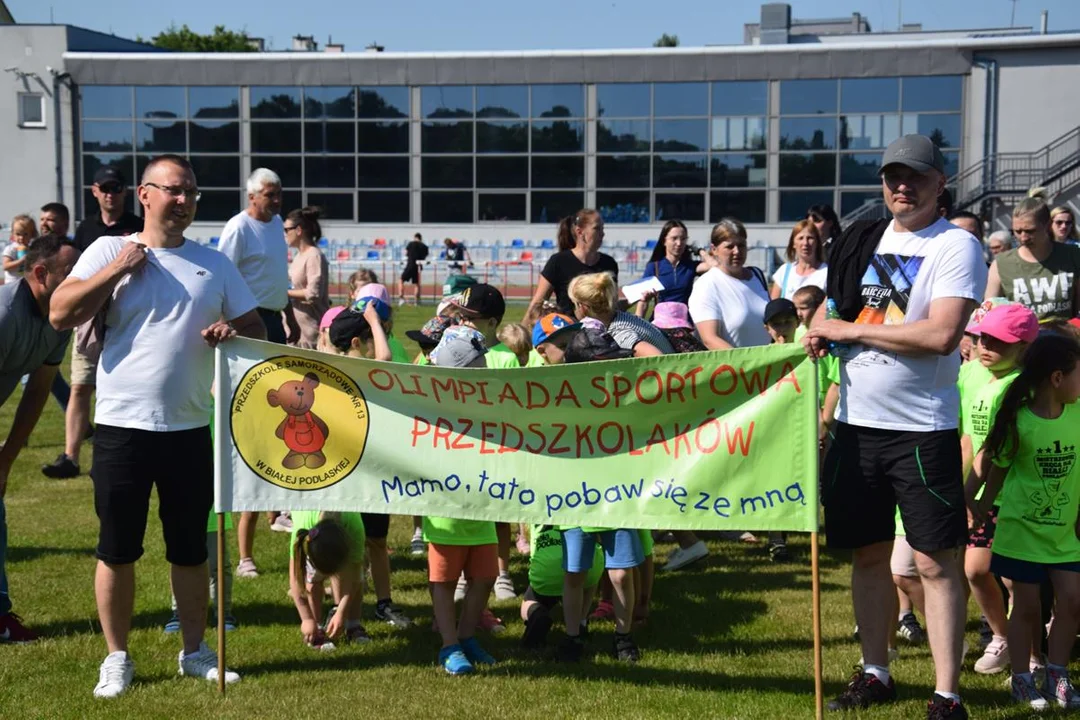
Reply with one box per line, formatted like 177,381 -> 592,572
804,135 -> 986,720
50,154 -> 265,699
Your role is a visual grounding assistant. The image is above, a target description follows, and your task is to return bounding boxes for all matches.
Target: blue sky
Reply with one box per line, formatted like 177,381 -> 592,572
10,0 -> 1080,51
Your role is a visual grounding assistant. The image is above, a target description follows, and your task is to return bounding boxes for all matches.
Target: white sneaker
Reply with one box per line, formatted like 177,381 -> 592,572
236,558 -> 259,579
454,575 -> 468,602
93,651 -> 134,698
269,515 -> 293,533
974,636 -> 1009,674
663,540 -> 708,571
178,642 -> 240,684
493,574 -> 517,601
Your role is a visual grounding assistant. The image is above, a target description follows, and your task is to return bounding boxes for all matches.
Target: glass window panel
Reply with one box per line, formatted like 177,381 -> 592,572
251,156 -> 301,187
281,191 -> 303,215
779,154 -> 837,187
841,191 -> 885,217
422,191 -> 473,223
304,87 -> 355,119
653,154 -> 707,188
357,87 -> 409,119
305,157 -> 356,188
189,156 -> 240,188
136,120 -> 185,152
250,87 -> 302,119
841,78 -> 899,114
530,191 -> 583,223
357,156 -> 409,188
479,193 -> 527,221
780,190 -> 835,222
251,122 -> 301,153
655,192 -> 705,222
82,121 -> 133,152
358,122 -> 409,153
597,155 -> 651,188
597,120 -> 650,152
188,87 -> 239,119
902,75 -> 962,112
477,156 -> 528,188
779,117 -> 837,150
780,79 -> 838,115
423,157 -> 473,189
305,122 -> 356,154
82,154 -> 134,188
916,113 -> 962,149
358,191 -> 409,222
476,85 -> 527,118
83,187 -> 136,220
190,190 -> 239,223
135,87 -> 184,120
306,192 -> 354,220
598,191 -> 650,223
942,151 -> 960,178
421,122 -> 473,153
189,121 -> 240,153
476,121 -> 528,153
901,113 -> 919,137
81,86 -> 132,119
531,85 -> 583,118
653,83 -> 708,117
531,120 -> 584,153
422,86 -> 473,119
711,117 -> 767,151
709,191 -> 766,224
711,81 -> 768,116
654,119 -> 708,152
840,153 -> 883,185
710,153 -> 767,188
840,114 -> 902,150
597,84 -> 650,117
532,156 -> 584,188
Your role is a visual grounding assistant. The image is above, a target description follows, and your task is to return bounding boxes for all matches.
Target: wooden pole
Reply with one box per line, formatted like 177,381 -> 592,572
811,531 -> 824,720
217,513 -> 226,695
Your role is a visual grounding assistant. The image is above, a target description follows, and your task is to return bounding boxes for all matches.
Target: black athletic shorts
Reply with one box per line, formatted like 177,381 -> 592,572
257,307 -> 286,344
361,512 -> 390,539
92,424 -> 213,566
822,422 -> 966,553
400,262 -> 420,284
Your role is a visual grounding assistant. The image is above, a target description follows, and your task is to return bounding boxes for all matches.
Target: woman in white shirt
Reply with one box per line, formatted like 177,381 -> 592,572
770,219 -> 827,300
688,218 -> 771,350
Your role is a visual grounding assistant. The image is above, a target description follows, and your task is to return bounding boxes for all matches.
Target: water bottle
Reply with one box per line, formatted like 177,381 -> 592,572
825,299 -> 850,356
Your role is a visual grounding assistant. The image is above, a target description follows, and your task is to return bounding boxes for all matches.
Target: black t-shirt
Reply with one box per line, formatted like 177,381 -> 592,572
540,250 -> 620,315
446,242 -> 466,263
405,240 -> 428,264
73,211 -> 144,253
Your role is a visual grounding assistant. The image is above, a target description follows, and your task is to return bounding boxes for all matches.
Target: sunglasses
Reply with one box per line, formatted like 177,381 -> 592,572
98,183 -> 124,194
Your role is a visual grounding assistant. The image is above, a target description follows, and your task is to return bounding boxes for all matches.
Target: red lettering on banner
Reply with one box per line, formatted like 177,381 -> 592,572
525,423 -> 546,453
499,423 -> 523,453
589,376 -> 611,408
526,381 -> 550,409
476,380 -> 494,406
725,421 -> 754,456
451,419 -> 475,450
575,424 -> 594,457
596,422 -> 624,454
433,418 -> 453,450
646,424 -> 671,455
635,370 -> 664,405
612,375 -> 632,407
549,423 -> 570,455
498,383 -> 523,409
739,366 -> 772,396
399,374 -> 428,397
665,371 -> 687,403
410,416 -> 431,447
627,424 -> 644,456
479,421 -> 497,454
458,380 -> 478,404
554,380 -> 581,408
776,362 -> 802,393
368,369 -> 395,391
432,377 -> 458,404
684,366 -> 703,400
709,365 -> 738,395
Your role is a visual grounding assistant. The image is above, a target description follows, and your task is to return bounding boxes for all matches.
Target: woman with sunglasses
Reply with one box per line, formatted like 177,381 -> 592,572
284,207 -> 330,349
1050,205 -> 1080,246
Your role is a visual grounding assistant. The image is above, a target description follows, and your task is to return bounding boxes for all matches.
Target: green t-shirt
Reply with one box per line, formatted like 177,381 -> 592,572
423,515 -> 498,546
959,360 -> 1020,455
289,510 -> 367,563
991,403 -> 1080,564
528,525 -> 603,596
415,354 -> 430,366
485,343 -> 545,369
794,326 -> 838,409
389,335 -> 410,364
994,243 -> 1080,321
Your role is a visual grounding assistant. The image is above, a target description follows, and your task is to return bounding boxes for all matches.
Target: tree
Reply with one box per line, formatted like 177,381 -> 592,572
653,33 -> 680,47
141,24 -> 256,52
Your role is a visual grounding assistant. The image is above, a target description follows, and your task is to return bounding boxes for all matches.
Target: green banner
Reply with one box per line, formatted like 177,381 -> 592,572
216,338 -> 819,531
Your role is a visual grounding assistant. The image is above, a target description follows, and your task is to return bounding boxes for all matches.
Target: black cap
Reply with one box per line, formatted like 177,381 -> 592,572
879,134 -> 946,175
93,165 -> 127,186
565,327 -> 634,363
328,309 -> 373,352
763,298 -> 798,325
405,314 -> 457,348
451,283 -> 506,320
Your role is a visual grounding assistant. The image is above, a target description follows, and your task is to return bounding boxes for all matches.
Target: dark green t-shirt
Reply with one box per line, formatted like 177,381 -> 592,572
995,243 -> 1080,321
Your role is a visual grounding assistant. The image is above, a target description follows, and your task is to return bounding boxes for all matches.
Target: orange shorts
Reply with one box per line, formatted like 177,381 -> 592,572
428,542 -> 498,583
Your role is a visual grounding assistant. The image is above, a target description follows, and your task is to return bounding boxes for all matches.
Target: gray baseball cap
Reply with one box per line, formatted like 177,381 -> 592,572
430,325 -> 489,368
879,134 -> 946,175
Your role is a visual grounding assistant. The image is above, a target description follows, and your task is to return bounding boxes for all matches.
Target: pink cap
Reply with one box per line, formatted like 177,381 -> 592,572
357,283 -> 391,306
966,304 -> 1038,344
652,302 -> 692,330
319,305 -> 346,331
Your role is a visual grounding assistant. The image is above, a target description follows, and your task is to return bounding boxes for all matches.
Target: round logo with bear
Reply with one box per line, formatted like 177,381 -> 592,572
230,356 -> 369,491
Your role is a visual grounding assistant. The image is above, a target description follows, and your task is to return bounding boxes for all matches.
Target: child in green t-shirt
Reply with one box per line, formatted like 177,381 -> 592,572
960,303 -> 1037,676
521,525 -> 604,649
974,333 -> 1080,710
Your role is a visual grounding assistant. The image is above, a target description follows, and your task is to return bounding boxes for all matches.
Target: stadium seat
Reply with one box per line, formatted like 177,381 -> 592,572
318,238 -> 329,249
512,238 -> 526,248
645,239 -> 657,249
374,238 -> 387,247
337,249 -> 351,261
540,239 -> 555,249
519,251 -> 534,262
366,250 -> 380,260
209,236 -> 219,246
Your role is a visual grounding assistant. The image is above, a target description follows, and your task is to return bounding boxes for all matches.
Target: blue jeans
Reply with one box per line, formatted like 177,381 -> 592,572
0,497 -> 10,615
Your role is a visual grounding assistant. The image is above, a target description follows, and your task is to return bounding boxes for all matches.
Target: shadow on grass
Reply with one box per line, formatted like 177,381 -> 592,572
8,545 -> 96,563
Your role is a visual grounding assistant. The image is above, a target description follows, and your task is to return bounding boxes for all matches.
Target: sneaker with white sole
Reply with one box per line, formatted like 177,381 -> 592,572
93,651 -> 135,699
974,636 -> 1009,674
493,575 -> 517,601
269,515 -> 293,533
410,534 -> 426,556
1046,668 -> 1080,710
454,575 -> 468,602
163,613 -> 181,634
1011,673 -> 1050,710
374,601 -> 413,628
235,558 -> 259,579
178,642 -> 240,684
896,612 -> 927,644
663,540 -> 708,571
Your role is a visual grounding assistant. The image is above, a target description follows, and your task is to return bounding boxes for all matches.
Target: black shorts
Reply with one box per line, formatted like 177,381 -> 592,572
990,554 -> 1080,584
257,307 -> 286,344
361,512 -> 390,539
400,263 -> 420,284
91,425 -> 213,566
822,422 -> 966,553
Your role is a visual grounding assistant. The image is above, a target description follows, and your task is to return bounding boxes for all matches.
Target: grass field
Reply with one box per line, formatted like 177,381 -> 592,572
0,304 -> 1061,719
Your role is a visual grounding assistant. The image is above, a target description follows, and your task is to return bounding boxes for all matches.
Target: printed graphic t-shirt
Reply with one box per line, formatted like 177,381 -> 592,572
528,525 -> 603,597
994,242 -> 1080,321
836,218 -> 987,431
991,403 -> 1080,564
958,360 -> 1020,454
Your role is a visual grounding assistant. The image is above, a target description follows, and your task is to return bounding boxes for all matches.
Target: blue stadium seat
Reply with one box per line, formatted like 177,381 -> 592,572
318,238 -> 329,249
209,236 -> 219,246
645,239 -> 658,249
540,239 -> 555,249
511,238 -> 525,248
366,250 -> 380,260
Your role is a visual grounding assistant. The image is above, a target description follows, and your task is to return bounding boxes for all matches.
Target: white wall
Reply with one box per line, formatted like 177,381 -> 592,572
991,46 -> 1080,153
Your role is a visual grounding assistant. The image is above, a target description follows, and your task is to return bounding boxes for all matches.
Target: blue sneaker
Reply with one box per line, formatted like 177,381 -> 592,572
163,613 -> 181,634
438,644 -> 474,676
460,636 -> 496,665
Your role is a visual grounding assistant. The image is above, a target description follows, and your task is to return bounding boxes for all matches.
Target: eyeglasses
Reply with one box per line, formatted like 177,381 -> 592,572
283,225 -> 298,233
144,182 -> 201,202
1053,219 -> 1074,226
97,183 -> 124,194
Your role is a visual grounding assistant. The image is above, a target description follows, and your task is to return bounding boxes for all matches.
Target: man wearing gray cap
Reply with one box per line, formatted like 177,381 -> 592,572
804,135 -> 986,719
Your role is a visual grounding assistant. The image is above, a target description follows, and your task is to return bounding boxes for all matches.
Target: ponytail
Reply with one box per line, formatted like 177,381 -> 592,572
292,528 -> 311,598
286,206 -> 323,245
556,208 -> 600,252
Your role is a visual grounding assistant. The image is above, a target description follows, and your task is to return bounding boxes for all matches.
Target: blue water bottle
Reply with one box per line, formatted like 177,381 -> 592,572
825,298 -> 850,356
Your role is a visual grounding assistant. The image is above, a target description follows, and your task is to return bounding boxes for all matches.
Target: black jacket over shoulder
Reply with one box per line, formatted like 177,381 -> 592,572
825,218 -> 889,322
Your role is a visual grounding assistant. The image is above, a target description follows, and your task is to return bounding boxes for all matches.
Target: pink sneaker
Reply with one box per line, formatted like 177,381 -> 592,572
515,535 -> 530,556
589,600 -> 615,621
478,609 -> 506,634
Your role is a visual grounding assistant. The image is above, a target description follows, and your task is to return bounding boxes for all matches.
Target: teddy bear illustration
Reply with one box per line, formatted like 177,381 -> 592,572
267,372 -> 330,470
